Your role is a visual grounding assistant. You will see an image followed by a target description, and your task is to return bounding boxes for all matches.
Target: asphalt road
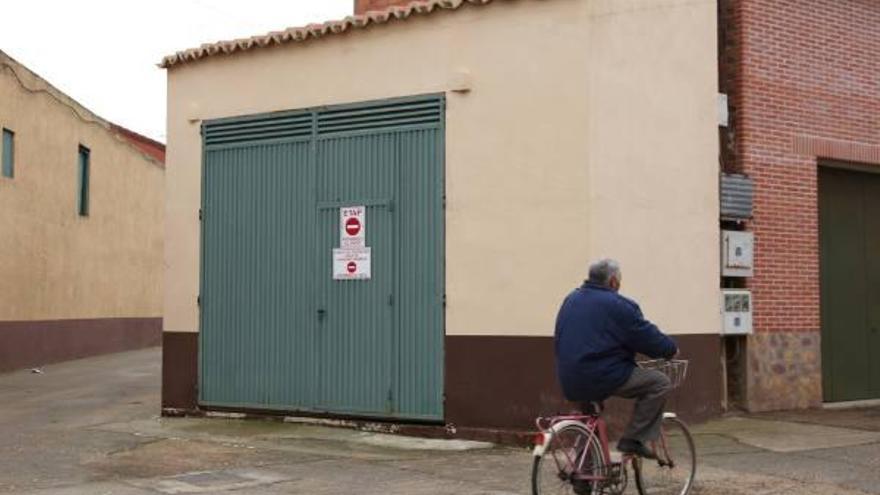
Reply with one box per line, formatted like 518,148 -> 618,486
0,348 -> 878,494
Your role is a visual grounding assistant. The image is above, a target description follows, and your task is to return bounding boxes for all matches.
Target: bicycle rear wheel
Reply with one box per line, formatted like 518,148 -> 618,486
634,416 -> 696,495
532,423 -> 606,495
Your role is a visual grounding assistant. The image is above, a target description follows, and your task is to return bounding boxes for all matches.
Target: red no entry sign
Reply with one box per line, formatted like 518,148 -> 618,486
345,217 -> 361,236
340,206 -> 366,248
333,247 -> 371,281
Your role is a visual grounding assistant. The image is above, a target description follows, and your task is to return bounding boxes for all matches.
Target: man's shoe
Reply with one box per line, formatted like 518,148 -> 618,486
617,438 -> 656,459
571,479 -> 593,495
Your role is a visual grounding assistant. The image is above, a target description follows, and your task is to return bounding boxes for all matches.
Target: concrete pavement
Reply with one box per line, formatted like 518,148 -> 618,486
1,348 -> 878,494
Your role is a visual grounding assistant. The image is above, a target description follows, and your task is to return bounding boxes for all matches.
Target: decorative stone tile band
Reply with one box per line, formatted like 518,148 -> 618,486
747,331 -> 823,411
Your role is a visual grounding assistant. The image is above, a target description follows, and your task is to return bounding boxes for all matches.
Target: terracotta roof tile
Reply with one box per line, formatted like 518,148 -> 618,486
160,0 -> 501,68
110,124 -> 166,165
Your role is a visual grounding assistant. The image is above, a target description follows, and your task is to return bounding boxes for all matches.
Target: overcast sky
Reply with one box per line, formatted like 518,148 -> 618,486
2,1 -> 352,142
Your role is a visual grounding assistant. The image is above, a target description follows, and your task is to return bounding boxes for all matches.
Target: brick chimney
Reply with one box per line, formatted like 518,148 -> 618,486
354,0 -> 417,15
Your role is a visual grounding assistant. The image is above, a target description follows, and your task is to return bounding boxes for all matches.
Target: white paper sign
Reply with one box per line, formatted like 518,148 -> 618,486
340,206 -> 366,248
333,247 -> 371,280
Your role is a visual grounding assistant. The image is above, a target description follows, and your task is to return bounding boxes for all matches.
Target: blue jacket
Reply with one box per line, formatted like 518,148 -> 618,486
555,282 -> 678,402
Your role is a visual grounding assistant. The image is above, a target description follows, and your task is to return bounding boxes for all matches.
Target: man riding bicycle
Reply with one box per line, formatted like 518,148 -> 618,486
554,258 -> 678,459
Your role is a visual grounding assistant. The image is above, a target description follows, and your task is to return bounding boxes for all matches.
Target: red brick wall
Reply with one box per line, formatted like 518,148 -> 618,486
355,0 -> 419,15
729,0 -> 880,409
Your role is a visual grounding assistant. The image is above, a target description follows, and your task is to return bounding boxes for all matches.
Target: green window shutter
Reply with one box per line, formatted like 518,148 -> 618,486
77,145 -> 90,216
2,129 -> 14,178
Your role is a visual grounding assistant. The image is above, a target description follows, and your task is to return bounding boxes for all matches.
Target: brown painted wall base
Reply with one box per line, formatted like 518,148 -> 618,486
162,332 -> 200,411
161,332 -> 722,437
0,318 -> 162,373
445,334 -> 723,433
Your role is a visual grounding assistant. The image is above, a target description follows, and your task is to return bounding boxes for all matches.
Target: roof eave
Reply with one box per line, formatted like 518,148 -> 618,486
159,0 -> 500,69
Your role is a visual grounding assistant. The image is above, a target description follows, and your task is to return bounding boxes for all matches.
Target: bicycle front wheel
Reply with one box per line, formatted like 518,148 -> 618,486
634,416 -> 696,495
532,423 -> 606,495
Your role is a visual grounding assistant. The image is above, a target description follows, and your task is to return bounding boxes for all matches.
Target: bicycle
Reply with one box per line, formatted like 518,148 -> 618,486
531,359 -> 695,495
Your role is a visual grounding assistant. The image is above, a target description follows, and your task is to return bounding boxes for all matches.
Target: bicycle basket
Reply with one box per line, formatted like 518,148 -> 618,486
637,359 -> 689,389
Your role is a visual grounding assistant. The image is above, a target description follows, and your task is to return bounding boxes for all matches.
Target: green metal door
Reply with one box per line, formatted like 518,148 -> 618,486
200,96 -> 444,420
394,128 -> 445,419
315,134 -> 397,415
865,176 -> 880,398
819,167 -> 880,402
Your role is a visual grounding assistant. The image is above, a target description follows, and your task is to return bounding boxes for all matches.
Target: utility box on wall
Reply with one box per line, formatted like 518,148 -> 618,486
722,230 -> 754,277
721,290 -> 753,335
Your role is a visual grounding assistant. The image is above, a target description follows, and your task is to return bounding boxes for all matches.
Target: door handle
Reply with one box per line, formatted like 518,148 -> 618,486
317,308 -> 326,321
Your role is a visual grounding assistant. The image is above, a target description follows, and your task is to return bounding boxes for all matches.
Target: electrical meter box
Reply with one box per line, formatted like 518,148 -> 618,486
721,289 -> 753,335
722,230 -> 754,277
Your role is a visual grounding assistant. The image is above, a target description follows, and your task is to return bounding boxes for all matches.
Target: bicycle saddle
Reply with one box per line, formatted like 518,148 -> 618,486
579,401 -> 604,415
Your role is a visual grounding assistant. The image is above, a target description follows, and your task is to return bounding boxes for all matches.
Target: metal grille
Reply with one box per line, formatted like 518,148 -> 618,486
203,113 -> 312,147
720,173 -> 754,220
203,98 -> 444,148
317,99 -> 443,135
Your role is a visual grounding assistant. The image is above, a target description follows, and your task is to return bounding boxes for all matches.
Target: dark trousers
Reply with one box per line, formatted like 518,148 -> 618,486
612,367 -> 672,443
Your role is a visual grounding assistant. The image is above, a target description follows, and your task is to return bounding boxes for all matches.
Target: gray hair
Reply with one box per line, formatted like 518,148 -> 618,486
588,258 -> 621,287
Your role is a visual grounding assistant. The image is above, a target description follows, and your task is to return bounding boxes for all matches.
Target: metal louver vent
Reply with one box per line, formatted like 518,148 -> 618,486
720,173 -> 754,220
316,99 -> 443,135
203,113 -> 312,147
202,95 -> 443,148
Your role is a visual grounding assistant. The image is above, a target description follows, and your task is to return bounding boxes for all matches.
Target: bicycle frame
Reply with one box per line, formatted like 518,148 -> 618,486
649,411 -> 680,468
533,413 -> 621,483
533,362 -> 694,495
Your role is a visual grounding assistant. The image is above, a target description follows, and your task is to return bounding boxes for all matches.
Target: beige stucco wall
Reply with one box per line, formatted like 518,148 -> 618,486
0,55 -> 164,321
585,0 -> 720,335
165,0 -> 719,336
